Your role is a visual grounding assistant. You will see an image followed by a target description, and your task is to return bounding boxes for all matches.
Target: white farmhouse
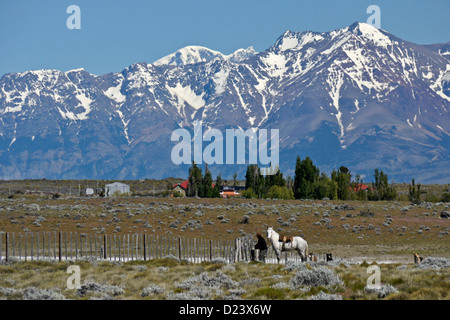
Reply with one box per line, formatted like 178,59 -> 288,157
105,182 -> 130,197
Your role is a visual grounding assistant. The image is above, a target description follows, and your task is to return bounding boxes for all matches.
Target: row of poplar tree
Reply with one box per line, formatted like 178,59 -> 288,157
243,156 -> 397,200
185,155 -> 397,200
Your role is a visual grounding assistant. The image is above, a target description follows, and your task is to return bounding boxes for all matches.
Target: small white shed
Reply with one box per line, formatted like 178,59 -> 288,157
105,182 -> 130,197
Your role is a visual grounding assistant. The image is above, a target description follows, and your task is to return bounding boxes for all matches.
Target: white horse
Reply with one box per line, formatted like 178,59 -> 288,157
267,227 -> 308,263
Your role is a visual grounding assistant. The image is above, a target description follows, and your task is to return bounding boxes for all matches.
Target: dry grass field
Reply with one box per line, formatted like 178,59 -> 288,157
0,256 -> 449,300
0,179 -> 449,300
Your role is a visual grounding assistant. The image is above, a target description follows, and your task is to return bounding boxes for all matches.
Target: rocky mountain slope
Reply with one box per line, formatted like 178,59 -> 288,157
0,22 -> 449,183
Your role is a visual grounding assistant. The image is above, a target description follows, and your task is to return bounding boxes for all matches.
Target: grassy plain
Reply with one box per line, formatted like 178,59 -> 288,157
0,179 -> 448,300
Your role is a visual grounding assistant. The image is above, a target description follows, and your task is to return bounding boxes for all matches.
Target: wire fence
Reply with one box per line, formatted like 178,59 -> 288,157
0,231 -> 304,264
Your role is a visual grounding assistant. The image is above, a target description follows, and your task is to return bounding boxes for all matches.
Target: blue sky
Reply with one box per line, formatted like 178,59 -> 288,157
0,0 -> 449,77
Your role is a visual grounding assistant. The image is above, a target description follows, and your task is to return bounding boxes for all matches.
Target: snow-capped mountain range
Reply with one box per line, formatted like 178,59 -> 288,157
153,46 -> 257,66
0,22 -> 449,183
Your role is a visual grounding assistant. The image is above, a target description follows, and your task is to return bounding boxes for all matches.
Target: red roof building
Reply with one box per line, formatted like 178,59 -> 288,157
173,180 -> 189,191
353,183 -> 371,192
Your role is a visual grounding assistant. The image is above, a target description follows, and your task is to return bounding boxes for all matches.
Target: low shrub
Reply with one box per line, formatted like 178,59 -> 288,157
290,265 -> 343,288
141,285 -> 165,297
77,282 -> 124,297
22,287 -> 66,300
253,287 -> 286,299
364,284 -> 398,298
308,291 -> 343,300
416,257 -> 450,270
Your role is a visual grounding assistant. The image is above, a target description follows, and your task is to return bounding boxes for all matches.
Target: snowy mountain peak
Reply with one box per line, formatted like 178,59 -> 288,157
153,45 -> 256,67
153,46 -> 224,66
226,46 -> 257,63
347,22 -> 392,47
65,68 -> 86,74
274,30 -> 325,52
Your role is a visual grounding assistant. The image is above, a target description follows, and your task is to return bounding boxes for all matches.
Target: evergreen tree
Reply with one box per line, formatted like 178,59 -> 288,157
187,161 -> 203,197
245,164 -> 258,191
245,164 -> 265,197
201,164 -> 213,198
293,156 -> 302,199
265,165 -> 285,190
332,166 -> 352,200
294,156 -> 319,199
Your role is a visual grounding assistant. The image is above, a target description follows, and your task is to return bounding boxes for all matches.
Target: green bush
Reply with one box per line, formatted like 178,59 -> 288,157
265,185 -> 294,200
441,193 -> 450,202
241,188 -> 257,199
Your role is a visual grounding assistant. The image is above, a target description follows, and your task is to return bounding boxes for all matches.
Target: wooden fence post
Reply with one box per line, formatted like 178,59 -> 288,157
118,234 -> 121,261
30,233 -> 33,261
5,233 -> 8,262
24,233 -> 27,261
58,231 -> 62,262
103,234 -> 107,259
19,233 -> 21,261
37,232 -> 40,260
143,234 -> 147,261
64,232 -> 67,260
54,231 -> 56,260
209,239 -> 212,261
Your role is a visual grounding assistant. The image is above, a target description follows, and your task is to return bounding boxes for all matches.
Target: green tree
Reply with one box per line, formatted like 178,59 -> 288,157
352,174 -> 367,201
245,164 -> 265,198
266,185 -> 294,200
241,187 -> 257,199
294,156 -> 320,199
369,169 -> 396,201
332,166 -> 352,200
408,179 -> 421,204
313,172 -> 338,200
200,164 -> 214,198
212,178 -> 221,198
187,161 -> 203,197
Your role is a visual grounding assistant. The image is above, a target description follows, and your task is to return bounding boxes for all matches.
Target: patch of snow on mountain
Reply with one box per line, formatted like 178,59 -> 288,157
226,47 -> 256,63
262,52 -> 288,78
74,92 -> 93,120
430,66 -> 450,102
213,67 -> 230,95
105,80 -> 126,104
327,67 -> 345,141
154,46 -> 224,66
279,35 -> 299,51
353,22 -> 392,48
116,109 -> 131,144
166,83 -> 205,111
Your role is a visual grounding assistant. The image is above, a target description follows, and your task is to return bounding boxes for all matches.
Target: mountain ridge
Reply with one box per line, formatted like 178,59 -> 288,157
0,22 -> 449,183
